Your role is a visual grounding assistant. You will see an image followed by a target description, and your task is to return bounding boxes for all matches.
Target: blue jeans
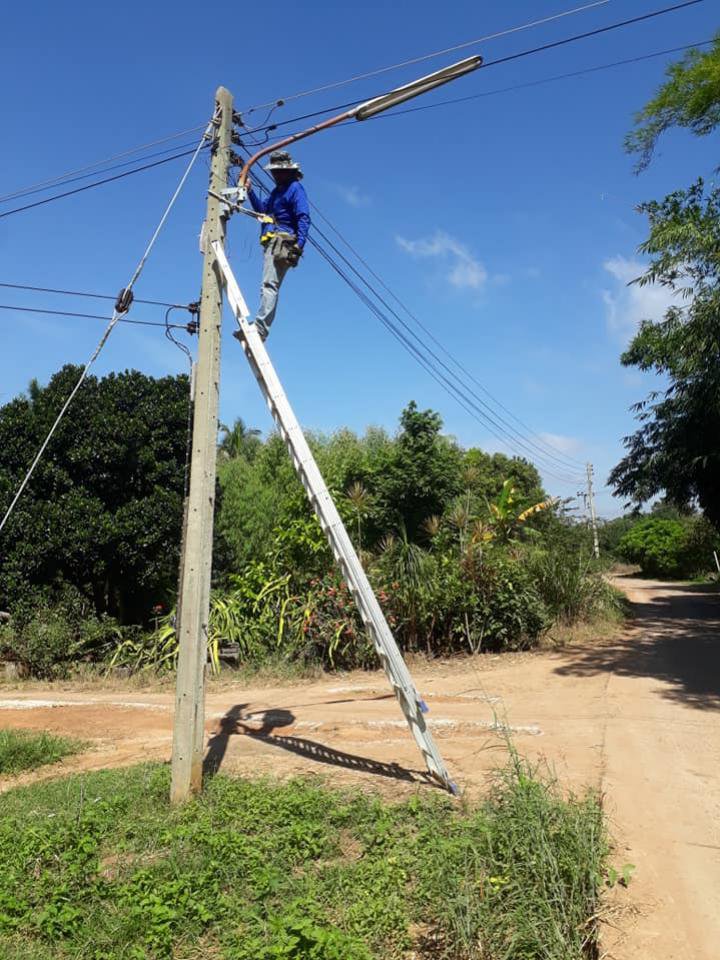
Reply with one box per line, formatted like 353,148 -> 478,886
255,235 -> 293,340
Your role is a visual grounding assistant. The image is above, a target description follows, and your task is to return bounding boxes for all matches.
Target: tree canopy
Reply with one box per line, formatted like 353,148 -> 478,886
611,37 -> 720,530
609,183 -> 720,526
625,35 -> 720,171
216,401 -> 546,574
0,366 -> 190,622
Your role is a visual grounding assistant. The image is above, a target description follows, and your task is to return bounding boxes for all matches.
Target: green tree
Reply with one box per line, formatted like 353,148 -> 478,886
0,366 -> 189,622
372,402 -> 464,539
611,38 -> 720,529
218,417 -> 261,461
608,183 -> 720,528
462,448 -> 544,507
625,35 -> 720,171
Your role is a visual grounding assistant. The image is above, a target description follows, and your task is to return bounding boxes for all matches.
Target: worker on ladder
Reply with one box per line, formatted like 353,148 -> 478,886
245,151 -> 310,341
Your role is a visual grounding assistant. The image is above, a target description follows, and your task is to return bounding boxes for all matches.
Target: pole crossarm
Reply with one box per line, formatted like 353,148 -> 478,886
213,240 -> 457,794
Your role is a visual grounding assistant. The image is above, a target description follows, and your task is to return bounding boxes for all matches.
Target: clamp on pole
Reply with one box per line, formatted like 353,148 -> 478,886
208,189 -> 275,225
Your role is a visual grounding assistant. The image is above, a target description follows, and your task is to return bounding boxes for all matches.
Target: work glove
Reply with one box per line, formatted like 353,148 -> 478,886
285,242 -> 303,268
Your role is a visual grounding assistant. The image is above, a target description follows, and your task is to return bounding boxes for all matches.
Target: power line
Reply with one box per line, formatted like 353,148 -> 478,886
0,123 -> 207,204
240,154 -> 585,473
0,141 -> 203,206
0,303 -> 192,329
357,39 -> 716,123
245,0 -> 615,112
308,203 -> 587,470
485,0 -> 703,69
0,119 -> 214,537
244,160 -> 584,483
0,281 -> 192,310
312,232 -> 583,485
0,147 -> 203,220
244,158 -> 584,479
309,223 -> 585,481
243,3 -> 706,137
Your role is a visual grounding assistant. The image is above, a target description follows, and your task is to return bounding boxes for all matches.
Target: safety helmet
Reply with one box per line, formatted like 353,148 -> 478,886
264,150 -> 303,178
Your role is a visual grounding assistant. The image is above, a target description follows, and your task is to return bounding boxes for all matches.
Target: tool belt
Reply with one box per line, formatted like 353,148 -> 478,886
262,232 -> 301,267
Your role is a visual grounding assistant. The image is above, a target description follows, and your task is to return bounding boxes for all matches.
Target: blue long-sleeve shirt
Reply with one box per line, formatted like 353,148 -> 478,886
247,180 -> 311,248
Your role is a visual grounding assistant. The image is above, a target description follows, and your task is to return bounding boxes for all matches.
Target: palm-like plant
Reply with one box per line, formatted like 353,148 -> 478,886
218,418 -> 262,460
345,480 -> 372,550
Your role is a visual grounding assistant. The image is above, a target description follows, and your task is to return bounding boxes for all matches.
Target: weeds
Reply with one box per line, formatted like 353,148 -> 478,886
0,729 -> 84,776
528,550 -> 622,625
0,760 -> 608,959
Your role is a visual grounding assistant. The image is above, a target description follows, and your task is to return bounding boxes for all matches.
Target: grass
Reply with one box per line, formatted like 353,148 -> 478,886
0,756 -> 609,959
0,729 -> 84,776
542,608 -> 627,650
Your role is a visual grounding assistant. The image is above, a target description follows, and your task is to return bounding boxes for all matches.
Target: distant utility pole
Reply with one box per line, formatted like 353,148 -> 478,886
586,462 -> 600,560
170,86 -> 233,804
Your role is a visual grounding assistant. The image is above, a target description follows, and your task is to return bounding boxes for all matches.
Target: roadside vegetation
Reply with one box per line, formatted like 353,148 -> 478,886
0,391 -> 621,678
599,505 -> 720,580
610,37 -> 720,539
0,729 -> 84,776
0,759 -> 609,960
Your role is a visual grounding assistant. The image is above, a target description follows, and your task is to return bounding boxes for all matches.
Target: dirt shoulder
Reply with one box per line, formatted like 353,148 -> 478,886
1,577 -> 718,958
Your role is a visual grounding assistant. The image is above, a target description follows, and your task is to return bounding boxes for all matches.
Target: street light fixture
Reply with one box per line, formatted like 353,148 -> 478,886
236,54 -> 484,190
355,55 -> 482,120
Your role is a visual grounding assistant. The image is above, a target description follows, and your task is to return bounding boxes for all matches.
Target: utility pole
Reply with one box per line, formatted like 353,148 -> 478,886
586,462 -> 600,560
170,86 -> 233,804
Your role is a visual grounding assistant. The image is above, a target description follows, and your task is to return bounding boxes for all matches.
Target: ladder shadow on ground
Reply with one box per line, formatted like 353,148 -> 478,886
203,703 -> 434,787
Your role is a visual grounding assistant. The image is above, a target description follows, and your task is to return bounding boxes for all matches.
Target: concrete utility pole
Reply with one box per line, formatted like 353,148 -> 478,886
170,86 -> 233,804
586,462 -> 600,560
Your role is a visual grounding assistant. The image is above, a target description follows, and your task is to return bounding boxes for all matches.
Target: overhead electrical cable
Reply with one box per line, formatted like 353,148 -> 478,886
0,141 -> 204,206
0,123 -> 207,204
0,281 -> 192,310
243,4 -> 706,138
0,303 -> 191,329
0,147 -> 204,219
346,39 -> 717,124
311,234 -> 583,485
308,202 -> 586,470
309,223 -> 585,481
5,3 -> 703,225
482,0 -> 703,69
244,160 -> 584,483
245,0 -> 616,111
0,118 -> 215,537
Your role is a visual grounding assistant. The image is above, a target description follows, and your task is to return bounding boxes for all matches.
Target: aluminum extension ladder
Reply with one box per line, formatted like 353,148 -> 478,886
213,241 -> 456,794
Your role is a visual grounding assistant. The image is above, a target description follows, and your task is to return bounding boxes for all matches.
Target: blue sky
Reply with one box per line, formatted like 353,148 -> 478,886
1,0 -> 717,516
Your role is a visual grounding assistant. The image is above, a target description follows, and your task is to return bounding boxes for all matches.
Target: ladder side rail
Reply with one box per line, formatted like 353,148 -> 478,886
213,242 -> 455,791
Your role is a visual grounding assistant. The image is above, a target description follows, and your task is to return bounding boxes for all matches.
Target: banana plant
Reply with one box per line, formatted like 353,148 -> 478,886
488,479 -> 557,543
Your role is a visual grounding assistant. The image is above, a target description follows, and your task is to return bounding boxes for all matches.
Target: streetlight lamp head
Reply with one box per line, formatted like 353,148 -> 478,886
354,54 -> 483,121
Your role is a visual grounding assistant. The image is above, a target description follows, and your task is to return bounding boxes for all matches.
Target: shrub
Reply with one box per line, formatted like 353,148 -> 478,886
618,515 -> 719,578
528,549 -> 621,624
0,588 -> 125,679
468,553 -> 549,652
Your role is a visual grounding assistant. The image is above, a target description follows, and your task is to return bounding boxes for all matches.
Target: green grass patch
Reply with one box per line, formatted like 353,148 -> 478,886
0,758 -> 608,959
0,729 -> 84,776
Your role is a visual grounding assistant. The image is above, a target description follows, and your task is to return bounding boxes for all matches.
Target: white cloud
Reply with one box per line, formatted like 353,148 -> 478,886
396,230 -> 488,291
537,432 -> 582,456
331,183 -> 371,208
602,255 -> 682,342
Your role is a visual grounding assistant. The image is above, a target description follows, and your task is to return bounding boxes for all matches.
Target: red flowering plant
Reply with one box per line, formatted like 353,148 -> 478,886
298,571 -> 374,669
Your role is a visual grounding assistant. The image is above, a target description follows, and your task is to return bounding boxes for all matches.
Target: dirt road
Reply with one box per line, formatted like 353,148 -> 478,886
1,576 -> 718,958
